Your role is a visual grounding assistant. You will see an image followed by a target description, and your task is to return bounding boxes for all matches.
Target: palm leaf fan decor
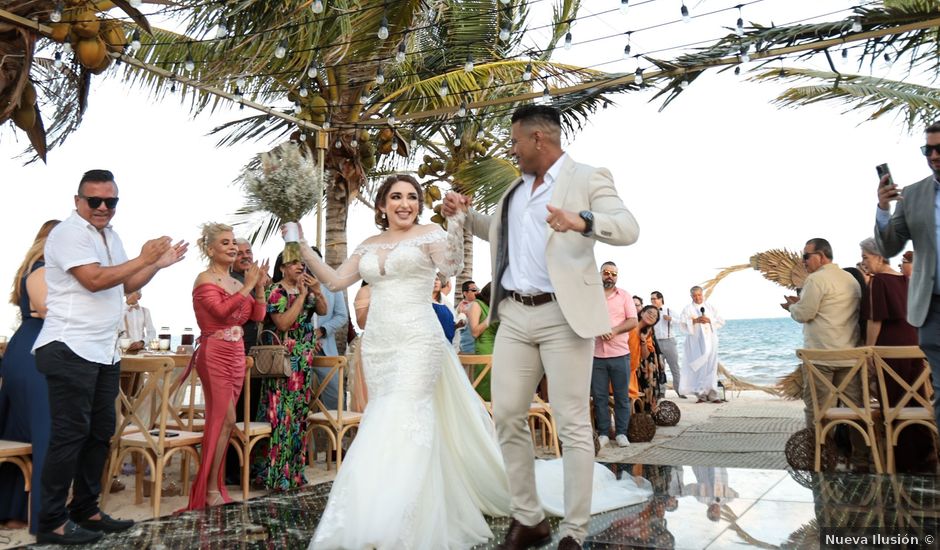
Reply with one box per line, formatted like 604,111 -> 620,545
702,248 -> 808,300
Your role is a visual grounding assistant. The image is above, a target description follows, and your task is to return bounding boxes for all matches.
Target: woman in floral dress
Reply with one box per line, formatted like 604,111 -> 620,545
253,254 -> 327,490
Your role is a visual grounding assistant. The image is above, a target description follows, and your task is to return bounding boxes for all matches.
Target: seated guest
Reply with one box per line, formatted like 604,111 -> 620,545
254,253 -> 327,490
432,274 -> 456,342
186,223 -> 266,509
468,283 -> 497,400
0,219 -> 58,532
860,238 -> 937,472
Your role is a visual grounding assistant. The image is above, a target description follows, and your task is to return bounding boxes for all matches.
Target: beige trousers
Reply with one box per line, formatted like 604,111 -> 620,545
491,298 -> 595,540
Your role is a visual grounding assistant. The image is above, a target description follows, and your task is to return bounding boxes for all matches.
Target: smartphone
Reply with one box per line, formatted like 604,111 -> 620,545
876,163 -> 894,187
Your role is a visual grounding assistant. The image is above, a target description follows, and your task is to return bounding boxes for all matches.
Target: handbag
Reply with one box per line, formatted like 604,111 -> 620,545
249,331 -> 291,378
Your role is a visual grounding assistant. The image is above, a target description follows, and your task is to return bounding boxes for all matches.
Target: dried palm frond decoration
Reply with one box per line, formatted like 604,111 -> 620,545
718,363 -> 781,397
777,366 -> 804,400
702,248 -> 809,300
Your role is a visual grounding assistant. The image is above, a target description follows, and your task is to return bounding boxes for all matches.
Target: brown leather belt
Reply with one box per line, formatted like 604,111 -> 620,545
510,291 -> 556,306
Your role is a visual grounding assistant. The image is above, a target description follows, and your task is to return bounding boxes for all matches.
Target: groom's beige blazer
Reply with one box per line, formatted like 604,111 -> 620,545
468,155 -> 639,337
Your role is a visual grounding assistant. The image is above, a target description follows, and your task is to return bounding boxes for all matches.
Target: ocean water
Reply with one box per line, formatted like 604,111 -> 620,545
672,317 -> 804,386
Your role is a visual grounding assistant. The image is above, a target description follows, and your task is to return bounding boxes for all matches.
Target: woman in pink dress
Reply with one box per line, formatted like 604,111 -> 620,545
186,223 -> 267,509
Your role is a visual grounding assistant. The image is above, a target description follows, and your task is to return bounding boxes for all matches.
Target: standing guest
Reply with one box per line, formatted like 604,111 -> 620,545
590,262 -> 637,448
650,291 -> 684,398
186,223 -> 266,509
254,254 -> 327,490
121,290 -> 154,354
633,295 -> 643,310
860,238 -> 937,472
32,170 -> 186,545
900,251 -> 913,278
679,286 -> 725,403
447,103 -> 639,549
432,275 -> 457,342
629,306 -> 662,403
781,239 -> 861,428
469,283 -> 498,400
874,121 -> 940,431
457,280 -> 480,353
0,219 -> 58,532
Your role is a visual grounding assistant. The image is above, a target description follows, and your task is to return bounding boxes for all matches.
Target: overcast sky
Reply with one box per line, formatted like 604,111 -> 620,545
0,0 -> 928,335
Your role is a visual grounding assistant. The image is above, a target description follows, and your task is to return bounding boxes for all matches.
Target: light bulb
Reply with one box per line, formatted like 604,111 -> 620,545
634,67 -> 643,85
542,86 -> 550,102
299,86 -> 308,97
500,0 -> 510,4
457,102 -> 467,117
851,19 -> 862,33
884,52 -> 892,63
300,133 -> 307,141
388,114 -> 396,125
129,0 -> 142,7
396,43 -> 406,63
233,86 -> 242,99
523,62 -> 532,81
454,137 -> 461,146
312,0 -> 324,14
734,66 -> 741,76
216,22 -> 228,39
499,25 -> 510,41
351,139 -> 358,147
740,48 -> 750,63
184,53 -> 195,72
623,44 -> 631,59
50,3 -> 62,23
439,81 -> 449,97
335,140 -> 342,148
63,41 -> 72,54
681,4 -> 690,23
564,32 -> 572,50
308,64 -> 317,78
275,39 -> 287,59
53,51 -> 63,68
170,82 -> 177,93
359,93 -> 369,104
476,129 -> 485,140
736,17 -> 744,37
410,138 -> 417,149
679,79 -> 689,89
620,0 -> 629,16
464,54 -> 474,73
375,67 -> 385,85
378,16 -> 389,40
323,121 -> 331,129
236,76 -> 246,88
841,48 -> 848,60
293,103 -> 302,114
130,30 -> 140,51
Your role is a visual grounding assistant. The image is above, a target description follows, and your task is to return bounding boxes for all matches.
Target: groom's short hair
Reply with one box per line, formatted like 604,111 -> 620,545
511,105 -> 561,142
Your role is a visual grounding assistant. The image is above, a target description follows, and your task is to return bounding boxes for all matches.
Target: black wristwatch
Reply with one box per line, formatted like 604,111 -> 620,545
578,210 -> 594,236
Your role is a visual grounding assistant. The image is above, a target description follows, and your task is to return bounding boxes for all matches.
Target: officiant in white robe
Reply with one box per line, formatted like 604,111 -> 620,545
678,286 -> 725,402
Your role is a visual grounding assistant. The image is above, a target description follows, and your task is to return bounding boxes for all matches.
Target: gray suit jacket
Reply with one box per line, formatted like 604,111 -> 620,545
874,175 -> 938,327
469,156 -> 639,338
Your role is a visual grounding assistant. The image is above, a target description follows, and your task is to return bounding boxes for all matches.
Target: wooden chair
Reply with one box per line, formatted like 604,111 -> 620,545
228,356 -> 271,499
457,354 -> 493,411
871,345 -> 939,473
306,356 -> 361,470
0,440 -> 32,526
102,356 -> 202,517
797,347 -> 883,473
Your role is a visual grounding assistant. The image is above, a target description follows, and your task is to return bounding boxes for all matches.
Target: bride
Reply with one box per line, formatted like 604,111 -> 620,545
295,175 -> 649,549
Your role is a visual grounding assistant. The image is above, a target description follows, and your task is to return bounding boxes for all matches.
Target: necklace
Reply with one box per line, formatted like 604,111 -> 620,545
208,267 -> 229,284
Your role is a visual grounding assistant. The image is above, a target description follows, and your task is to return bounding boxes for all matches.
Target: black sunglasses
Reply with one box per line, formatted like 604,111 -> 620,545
466,288 -> 480,293
921,144 -> 940,156
80,195 -> 119,209
802,251 -> 823,260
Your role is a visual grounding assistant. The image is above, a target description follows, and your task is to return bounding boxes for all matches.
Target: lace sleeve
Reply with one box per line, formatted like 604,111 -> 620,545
298,241 -> 364,292
423,211 -> 465,278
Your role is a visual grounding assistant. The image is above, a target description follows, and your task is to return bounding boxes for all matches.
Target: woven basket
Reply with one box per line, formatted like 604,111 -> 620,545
785,428 -> 836,471
654,400 -> 681,426
627,400 -> 657,442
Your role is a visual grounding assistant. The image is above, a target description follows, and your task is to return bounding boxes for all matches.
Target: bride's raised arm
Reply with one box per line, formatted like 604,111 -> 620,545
424,211 -> 466,278
297,238 -> 364,292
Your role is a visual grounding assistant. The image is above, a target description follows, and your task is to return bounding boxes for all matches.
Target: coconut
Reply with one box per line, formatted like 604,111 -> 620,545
308,94 -> 328,117
76,37 -> 107,68
71,8 -> 100,39
89,54 -> 112,75
12,104 -> 36,130
22,81 -> 37,106
101,21 -> 126,54
49,22 -> 70,43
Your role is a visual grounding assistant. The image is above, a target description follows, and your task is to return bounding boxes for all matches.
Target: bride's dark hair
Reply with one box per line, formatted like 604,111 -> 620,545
374,174 -> 423,230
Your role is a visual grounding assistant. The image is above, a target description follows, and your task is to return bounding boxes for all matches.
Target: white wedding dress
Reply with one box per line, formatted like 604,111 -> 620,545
304,217 -> 650,550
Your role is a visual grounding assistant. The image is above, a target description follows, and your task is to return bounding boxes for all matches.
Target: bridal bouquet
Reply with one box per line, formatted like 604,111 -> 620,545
240,141 -> 323,263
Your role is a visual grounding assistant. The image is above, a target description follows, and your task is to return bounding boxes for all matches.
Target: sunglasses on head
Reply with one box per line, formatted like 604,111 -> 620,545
921,144 -> 940,156
80,195 -> 119,209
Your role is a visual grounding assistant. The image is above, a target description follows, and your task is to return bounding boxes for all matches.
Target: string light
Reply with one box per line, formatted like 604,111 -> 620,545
679,78 -> 689,89
439,80 -> 449,97
454,136 -> 461,146
634,66 -> 643,85
129,0 -> 142,7
464,54 -> 474,73
564,26 -> 572,50
623,32 -> 632,59
736,5 -> 744,37
409,138 -> 417,150
335,139 -> 343,148
739,43 -> 750,63
734,66 -> 741,75
312,0 -> 325,14
681,3 -> 691,24
620,0 -> 629,16
378,15 -> 389,40
499,23 -> 511,42
50,1 -> 63,23
841,47 -> 848,61
236,76 -> 246,88
274,39 -> 287,59
299,85 -> 308,97
62,42 -> 71,54
375,66 -> 385,85
307,60 -> 318,78
299,133 -> 307,141
359,92 -> 369,104
522,62 -> 532,81
500,0 -> 510,4
351,138 -> 359,147
387,112 -> 396,126
396,41 -> 406,63
53,50 -> 63,69
130,30 -> 140,51
851,18 -> 862,33
457,101 -> 468,117
184,48 -> 195,72
171,82 -> 177,93
476,129 -> 485,140
542,86 -> 551,102
323,121 -> 331,129
216,19 -> 229,39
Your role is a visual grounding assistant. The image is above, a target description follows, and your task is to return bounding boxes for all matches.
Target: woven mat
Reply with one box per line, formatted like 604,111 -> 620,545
709,402 -> 803,418
628,448 -> 788,469
687,417 -> 805,434
658,433 -> 790,453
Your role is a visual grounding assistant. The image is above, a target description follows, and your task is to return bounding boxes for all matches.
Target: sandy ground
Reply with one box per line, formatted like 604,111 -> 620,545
0,390 -> 801,548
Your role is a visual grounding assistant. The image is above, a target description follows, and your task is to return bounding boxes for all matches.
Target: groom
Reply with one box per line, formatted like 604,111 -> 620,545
444,104 -> 639,549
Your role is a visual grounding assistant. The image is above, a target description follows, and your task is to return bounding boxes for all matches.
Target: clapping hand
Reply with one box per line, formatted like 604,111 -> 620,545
244,261 -> 264,289
156,240 -> 189,268
254,259 -> 271,293
780,295 -> 799,311
140,237 -> 172,264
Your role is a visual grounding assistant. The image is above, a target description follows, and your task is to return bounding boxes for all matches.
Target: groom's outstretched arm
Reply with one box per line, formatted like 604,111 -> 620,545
444,192 -> 493,242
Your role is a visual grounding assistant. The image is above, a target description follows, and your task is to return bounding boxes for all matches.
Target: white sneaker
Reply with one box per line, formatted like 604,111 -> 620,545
616,434 -> 630,447
597,435 -> 610,448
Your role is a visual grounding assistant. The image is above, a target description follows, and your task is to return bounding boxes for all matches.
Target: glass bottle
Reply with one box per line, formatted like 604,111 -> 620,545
159,326 -> 171,350
181,327 -> 194,346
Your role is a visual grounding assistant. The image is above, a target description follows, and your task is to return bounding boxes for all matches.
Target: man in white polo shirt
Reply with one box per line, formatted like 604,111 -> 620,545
32,169 -> 187,545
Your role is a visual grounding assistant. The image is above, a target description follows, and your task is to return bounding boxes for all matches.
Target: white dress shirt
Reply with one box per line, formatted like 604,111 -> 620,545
653,306 -> 676,340
501,153 -> 568,294
34,211 -> 129,364
123,304 -> 155,343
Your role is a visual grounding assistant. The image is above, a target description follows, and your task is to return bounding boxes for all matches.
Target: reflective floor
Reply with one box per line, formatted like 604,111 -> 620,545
26,464 -> 940,549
